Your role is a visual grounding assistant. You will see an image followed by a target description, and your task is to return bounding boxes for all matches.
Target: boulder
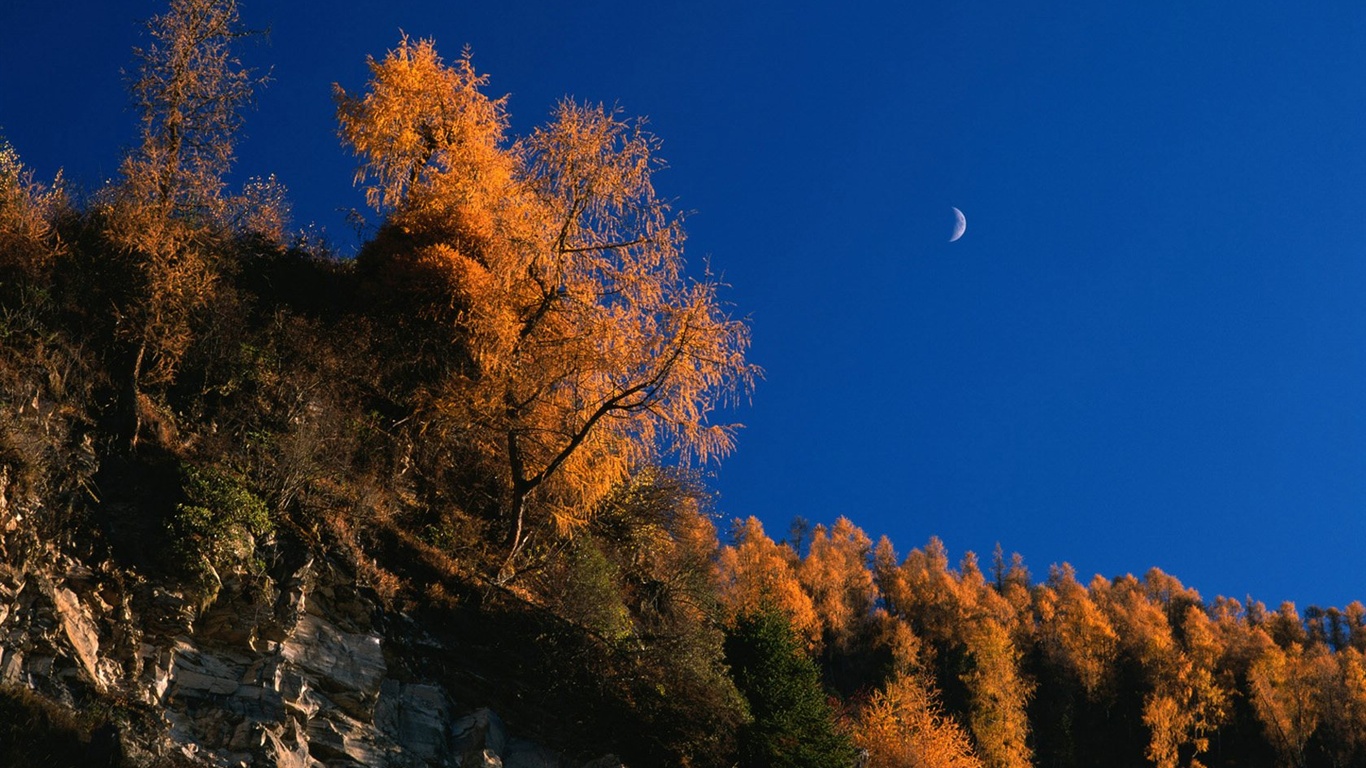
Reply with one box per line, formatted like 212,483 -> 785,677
376,680 -> 451,760
453,707 -> 508,766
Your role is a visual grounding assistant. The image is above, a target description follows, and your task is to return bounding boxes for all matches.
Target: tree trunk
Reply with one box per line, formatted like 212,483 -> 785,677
497,489 -> 528,584
128,337 -> 148,451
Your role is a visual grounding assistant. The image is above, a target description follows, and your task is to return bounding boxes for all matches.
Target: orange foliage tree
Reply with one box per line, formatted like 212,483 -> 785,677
107,0 -> 262,446
715,516 -> 820,648
1249,641 -> 1327,768
856,672 -> 983,768
798,517 -> 877,652
0,139 -> 62,278
877,539 -> 1033,768
1036,564 -> 1119,700
1092,571 -> 1229,768
335,38 -> 758,577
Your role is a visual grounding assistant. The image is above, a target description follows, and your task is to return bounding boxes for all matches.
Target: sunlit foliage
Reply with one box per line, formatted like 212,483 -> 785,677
336,38 -> 758,579
798,517 -> 878,652
102,0 -> 264,447
716,516 -> 820,648
0,137 -> 65,286
855,672 -> 983,768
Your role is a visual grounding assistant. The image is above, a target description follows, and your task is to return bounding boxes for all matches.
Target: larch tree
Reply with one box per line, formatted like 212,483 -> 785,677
990,544 -> 1033,621
1266,602 -> 1309,649
1038,563 -> 1119,700
109,0 -> 260,447
798,516 -> 877,651
1345,602 -> 1366,652
881,537 -> 963,643
955,554 -> 1034,768
335,38 -> 757,578
1319,647 -> 1366,767
715,516 -> 820,648
856,672 -> 983,768
0,137 -> 64,286
1142,606 -> 1231,768
877,540 -> 1032,768
122,0 -> 255,221
1249,642 -> 1325,768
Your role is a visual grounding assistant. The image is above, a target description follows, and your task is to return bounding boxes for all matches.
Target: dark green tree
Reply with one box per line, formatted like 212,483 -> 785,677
724,607 -> 855,768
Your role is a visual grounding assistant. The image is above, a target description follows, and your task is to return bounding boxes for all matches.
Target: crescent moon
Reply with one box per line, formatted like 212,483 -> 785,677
950,207 -> 967,242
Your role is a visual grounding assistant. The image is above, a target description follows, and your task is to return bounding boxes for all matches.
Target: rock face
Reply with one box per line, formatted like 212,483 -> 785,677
0,556 -> 623,768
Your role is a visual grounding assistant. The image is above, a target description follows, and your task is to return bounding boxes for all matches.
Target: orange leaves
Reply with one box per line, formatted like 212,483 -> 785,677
1037,564 -> 1119,699
123,0 -> 258,220
96,0 -> 265,447
339,39 -> 756,577
525,101 -> 675,271
798,517 -> 877,651
1250,643 -> 1324,767
337,36 -> 511,218
0,140 -> 65,281
716,517 -> 821,648
855,673 -> 983,768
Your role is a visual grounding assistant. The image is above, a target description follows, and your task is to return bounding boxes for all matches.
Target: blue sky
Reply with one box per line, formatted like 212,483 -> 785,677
4,1 -> 1366,609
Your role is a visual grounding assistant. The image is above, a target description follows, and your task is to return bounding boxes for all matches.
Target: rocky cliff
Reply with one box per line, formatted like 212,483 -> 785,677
0,544 -> 624,768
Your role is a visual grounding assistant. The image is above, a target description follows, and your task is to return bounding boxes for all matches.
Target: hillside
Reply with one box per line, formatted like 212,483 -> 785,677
3,2 -> 1366,767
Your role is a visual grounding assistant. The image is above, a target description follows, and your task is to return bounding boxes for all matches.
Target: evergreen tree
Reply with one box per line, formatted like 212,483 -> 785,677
724,608 -> 855,768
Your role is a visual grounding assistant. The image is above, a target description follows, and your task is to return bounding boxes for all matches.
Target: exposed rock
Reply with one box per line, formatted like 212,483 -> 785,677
1,551 -> 628,768
376,680 -> 451,760
281,613 -> 385,705
306,709 -> 386,765
170,640 -> 243,697
263,719 -> 323,768
453,706 -> 509,767
50,583 -> 103,687
1,645 -> 23,684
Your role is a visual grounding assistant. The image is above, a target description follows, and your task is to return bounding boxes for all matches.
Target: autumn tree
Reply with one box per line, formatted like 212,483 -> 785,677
875,539 -> 1032,768
1266,602 -> 1309,649
877,537 -> 960,642
798,517 -> 877,652
1087,572 -> 1233,768
990,544 -> 1033,620
955,554 -> 1033,768
1037,563 -> 1118,700
335,38 -> 757,578
856,672 -> 983,768
1346,602 -> 1366,652
716,516 -> 820,648
1318,647 -> 1366,767
1250,642 -> 1325,768
1026,566 -> 1122,765
0,136 -> 65,290
1141,605 -> 1231,768
121,0 -> 256,220
107,0 -> 261,447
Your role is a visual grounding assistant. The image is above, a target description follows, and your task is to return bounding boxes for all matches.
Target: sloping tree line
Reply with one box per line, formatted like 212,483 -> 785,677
715,516 -> 1366,768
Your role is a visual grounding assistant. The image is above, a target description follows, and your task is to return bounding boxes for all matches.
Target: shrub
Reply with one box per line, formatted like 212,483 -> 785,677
167,465 -> 272,603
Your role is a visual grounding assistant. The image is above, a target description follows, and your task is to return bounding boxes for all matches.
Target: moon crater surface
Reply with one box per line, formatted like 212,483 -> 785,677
950,207 -> 967,242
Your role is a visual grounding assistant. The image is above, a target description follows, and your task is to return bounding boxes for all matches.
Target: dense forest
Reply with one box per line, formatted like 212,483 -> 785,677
3,1 -> 1366,766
